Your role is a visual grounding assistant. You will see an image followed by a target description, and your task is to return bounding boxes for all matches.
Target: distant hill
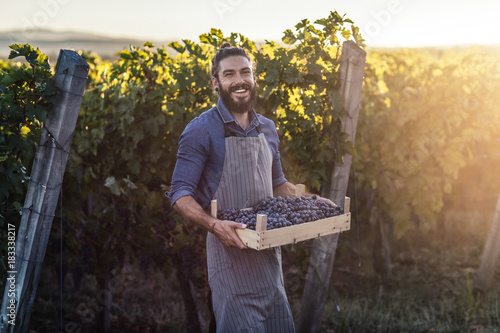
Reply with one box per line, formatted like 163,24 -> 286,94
0,28 -> 173,60
2,29 -> 498,61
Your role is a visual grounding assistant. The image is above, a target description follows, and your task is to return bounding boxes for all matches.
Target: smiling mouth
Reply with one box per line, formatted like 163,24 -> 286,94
231,84 -> 251,94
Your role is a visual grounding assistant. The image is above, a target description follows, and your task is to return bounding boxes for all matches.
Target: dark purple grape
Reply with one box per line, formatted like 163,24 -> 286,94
216,195 -> 341,230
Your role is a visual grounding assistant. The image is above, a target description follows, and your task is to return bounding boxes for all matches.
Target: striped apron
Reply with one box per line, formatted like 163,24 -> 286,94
207,120 -> 295,333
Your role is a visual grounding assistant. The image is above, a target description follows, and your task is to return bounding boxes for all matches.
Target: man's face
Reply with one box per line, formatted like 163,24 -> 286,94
213,55 -> 257,114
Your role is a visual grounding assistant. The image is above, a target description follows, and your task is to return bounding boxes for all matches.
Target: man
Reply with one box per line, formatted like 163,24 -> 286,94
167,43 -> 334,332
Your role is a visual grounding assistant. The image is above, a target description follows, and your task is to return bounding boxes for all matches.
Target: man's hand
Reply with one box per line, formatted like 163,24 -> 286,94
274,182 -> 337,208
212,219 -> 248,250
317,196 -> 337,208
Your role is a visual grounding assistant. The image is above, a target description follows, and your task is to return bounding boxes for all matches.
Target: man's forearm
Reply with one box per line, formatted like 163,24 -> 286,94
173,196 -> 215,233
172,195 -> 248,249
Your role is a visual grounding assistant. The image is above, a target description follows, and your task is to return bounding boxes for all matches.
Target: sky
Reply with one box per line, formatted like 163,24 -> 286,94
1,0 -> 500,48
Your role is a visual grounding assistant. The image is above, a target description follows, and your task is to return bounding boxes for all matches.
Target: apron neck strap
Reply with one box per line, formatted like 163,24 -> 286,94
216,107 -> 262,137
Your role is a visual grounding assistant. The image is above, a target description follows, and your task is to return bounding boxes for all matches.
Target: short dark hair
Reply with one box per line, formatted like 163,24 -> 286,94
211,42 -> 252,79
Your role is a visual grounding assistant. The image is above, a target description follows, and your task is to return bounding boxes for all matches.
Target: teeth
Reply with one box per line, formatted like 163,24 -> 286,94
235,89 -> 246,93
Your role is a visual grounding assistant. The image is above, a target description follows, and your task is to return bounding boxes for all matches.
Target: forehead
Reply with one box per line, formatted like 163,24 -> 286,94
218,55 -> 252,73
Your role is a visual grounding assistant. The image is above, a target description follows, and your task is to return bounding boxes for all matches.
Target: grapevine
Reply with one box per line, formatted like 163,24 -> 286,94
0,44 -> 58,275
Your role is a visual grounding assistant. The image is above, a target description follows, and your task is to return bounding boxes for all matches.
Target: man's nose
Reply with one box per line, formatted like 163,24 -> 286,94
234,72 -> 245,83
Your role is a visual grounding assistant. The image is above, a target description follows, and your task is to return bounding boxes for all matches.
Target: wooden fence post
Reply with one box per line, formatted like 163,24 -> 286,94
474,193 -> 500,292
0,50 -> 89,333
297,41 -> 366,333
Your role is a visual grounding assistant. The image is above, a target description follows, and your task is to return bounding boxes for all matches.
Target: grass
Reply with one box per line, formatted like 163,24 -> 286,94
320,287 -> 500,332
314,208 -> 500,333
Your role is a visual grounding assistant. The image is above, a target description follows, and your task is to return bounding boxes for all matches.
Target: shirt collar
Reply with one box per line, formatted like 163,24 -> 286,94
216,99 -> 261,128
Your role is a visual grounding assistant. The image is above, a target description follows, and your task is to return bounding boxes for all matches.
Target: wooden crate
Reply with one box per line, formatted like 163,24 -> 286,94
211,185 -> 351,251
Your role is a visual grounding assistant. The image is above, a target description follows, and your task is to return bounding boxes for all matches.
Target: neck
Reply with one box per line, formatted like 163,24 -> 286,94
232,110 -> 251,130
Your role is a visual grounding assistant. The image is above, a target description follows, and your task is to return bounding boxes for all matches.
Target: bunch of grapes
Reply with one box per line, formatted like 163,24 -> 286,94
217,196 -> 344,231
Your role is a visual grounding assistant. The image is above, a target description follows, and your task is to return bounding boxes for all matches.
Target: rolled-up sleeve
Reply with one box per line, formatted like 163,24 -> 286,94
166,118 -> 210,206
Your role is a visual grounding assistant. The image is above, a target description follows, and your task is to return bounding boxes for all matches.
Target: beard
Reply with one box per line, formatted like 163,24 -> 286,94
218,81 -> 258,114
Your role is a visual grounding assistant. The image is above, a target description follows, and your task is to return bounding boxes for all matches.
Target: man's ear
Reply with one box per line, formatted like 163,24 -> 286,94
211,76 -> 219,92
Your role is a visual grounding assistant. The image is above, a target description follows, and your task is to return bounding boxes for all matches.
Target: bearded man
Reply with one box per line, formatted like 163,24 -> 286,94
167,42 -> 334,332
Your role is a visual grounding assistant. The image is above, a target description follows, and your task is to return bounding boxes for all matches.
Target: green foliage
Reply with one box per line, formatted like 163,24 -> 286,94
0,44 -> 58,274
254,11 -> 363,190
8,44 -> 51,70
356,47 -> 500,237
63,42 -> 201,282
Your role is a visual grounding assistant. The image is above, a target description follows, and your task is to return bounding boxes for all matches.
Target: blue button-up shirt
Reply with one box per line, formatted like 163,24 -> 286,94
167,99 -> 287,210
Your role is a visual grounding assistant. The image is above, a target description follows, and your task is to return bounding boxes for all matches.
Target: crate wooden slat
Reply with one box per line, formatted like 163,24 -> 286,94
238,211 -> 350,250
211,194 -> 351,251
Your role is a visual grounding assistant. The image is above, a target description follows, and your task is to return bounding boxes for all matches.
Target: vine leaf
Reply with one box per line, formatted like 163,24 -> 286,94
8,43 -> 51,70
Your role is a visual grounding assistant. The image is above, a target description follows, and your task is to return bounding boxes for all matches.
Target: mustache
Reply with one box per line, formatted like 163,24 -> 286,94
229,83 -> 252,93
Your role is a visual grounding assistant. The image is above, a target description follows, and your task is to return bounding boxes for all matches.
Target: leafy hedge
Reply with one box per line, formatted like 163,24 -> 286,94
357,47 -> 500,236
